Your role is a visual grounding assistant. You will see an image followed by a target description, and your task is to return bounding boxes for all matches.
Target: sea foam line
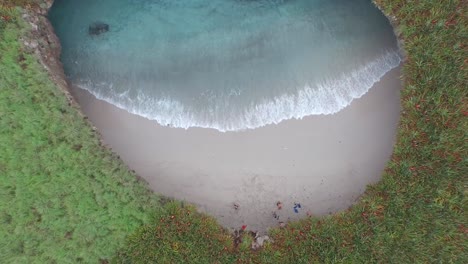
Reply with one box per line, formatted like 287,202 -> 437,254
76,50 -> 401,132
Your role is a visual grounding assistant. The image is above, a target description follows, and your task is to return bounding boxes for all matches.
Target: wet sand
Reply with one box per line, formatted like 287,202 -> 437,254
71,67 -> 401,233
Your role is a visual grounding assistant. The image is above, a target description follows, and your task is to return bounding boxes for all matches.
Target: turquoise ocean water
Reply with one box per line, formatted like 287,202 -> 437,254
50,0 -> 401,131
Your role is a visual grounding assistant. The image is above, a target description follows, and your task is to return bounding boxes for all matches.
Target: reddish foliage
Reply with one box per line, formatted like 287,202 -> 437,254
1,15 -> 11,21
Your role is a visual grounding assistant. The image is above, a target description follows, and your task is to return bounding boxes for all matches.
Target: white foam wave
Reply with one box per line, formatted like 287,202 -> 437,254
76,50 -> 401,132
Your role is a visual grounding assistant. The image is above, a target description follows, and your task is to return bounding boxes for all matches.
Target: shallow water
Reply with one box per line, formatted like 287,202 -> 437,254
50,0 -> 400,131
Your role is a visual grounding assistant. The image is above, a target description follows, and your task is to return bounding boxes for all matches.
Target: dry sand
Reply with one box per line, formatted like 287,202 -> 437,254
71,67 -> 401,233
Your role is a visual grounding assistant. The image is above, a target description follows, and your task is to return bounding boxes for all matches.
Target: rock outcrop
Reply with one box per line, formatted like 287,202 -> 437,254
89,22 -> 109,36
20,0 -> 72,103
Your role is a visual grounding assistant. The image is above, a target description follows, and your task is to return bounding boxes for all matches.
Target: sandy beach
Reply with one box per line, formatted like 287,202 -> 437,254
71,67 -> 401,232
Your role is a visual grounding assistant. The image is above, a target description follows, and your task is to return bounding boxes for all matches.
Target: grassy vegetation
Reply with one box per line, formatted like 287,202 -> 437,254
1,0 -> 467,263
0,7 -> 167,263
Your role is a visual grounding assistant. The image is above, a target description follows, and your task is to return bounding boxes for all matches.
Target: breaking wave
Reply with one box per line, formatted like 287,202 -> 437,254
76,50 -> 401,132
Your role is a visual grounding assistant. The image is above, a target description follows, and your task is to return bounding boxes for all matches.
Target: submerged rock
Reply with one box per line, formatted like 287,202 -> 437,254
89,22 -> 109,36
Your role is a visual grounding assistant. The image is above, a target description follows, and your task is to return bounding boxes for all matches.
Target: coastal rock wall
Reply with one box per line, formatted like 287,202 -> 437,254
20,0 -> 73,103
372,0 -> 406,59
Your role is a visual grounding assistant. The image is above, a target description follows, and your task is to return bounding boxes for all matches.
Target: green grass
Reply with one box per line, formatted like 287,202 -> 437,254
116,203 -> 239,263
0,7 -> 166,263
1,0 -> 467,263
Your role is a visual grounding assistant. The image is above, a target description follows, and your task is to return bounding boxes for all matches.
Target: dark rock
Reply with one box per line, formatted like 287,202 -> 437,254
89,22 -> 109,36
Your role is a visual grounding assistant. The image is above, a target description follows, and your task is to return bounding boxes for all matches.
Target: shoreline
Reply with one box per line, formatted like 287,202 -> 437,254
73,51 -> 401,132
71,67 -> 402,232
